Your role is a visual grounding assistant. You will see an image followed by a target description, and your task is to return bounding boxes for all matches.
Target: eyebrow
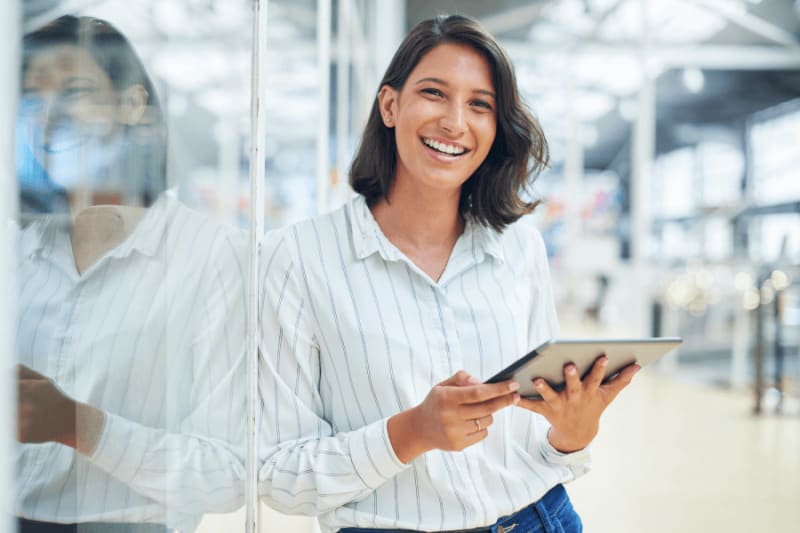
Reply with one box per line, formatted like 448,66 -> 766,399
415,77 -> 496,99
63,76 -> 99,86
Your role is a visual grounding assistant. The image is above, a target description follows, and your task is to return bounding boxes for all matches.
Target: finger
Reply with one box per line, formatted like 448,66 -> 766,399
584,355 -> 608,390
463,428 -> 488,448
439,370 -> 481,387
454,380 -> 520,405
465,414 -> 494,435
463,392 -> 520,419
563,364 -> 581,397
516,397 -> 551,417
531,378 -> 560,404
600,363 -> 641,402
17,364 -> 46,380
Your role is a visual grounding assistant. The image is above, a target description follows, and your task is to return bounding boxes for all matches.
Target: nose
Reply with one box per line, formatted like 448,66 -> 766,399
439,101 -> 466,137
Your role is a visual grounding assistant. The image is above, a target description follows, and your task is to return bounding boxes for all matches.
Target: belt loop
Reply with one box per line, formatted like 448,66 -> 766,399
533,498 -> 564,533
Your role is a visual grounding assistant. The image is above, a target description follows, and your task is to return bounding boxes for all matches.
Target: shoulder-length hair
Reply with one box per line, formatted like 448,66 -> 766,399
349,14 -> 548,231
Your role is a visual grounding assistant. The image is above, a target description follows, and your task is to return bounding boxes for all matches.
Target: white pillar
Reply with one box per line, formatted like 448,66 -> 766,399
334,0 -> 351,207
316,0 -> 332,214
629,0 -> 657,336
372,0 -> 405,83
563,68 -> 584,272
217,121 -> 240,223
247,0 -> 270,531
0,1 -> 19,530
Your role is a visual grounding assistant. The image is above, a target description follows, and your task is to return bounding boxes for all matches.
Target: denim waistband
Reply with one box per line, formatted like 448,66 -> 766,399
18,518 -> 168,533
339,483 -> 570,533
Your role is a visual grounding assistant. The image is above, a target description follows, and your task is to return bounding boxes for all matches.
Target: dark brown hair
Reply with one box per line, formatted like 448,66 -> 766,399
349,14 -> 548,231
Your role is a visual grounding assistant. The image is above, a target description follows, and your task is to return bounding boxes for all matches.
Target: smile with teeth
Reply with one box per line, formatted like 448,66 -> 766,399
422,137 -> 468,156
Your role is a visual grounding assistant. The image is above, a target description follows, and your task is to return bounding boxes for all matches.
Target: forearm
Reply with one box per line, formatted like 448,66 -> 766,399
86,411 -> 246,513
61,401 -> 105,454
386,406 -> 432,464
260,417 -> 408,516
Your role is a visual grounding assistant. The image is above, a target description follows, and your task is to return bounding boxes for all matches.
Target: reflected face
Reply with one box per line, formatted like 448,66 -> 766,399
22,44 -> 120,148
380,42 -> 497,194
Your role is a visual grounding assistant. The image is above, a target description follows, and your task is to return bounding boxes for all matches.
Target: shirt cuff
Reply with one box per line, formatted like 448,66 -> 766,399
86,412 -> 150,483
538,435 -> 592,479
349,418 -> 409,490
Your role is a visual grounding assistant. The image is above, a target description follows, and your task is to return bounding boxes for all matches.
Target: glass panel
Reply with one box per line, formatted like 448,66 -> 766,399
14,2 -> 253,531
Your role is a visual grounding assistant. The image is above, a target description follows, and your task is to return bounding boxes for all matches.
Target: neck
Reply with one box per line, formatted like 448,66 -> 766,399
71,204 -> 146,274
370,178 -> 464,251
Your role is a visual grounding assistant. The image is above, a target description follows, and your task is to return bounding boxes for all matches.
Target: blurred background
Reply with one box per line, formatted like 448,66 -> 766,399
2,0 -> 799,532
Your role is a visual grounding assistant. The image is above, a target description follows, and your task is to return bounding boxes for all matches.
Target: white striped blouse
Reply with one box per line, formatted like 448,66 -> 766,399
15,194 -> 248,532
258,194 -> 591,533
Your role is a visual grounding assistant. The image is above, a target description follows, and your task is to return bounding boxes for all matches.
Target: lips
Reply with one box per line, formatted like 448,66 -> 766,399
421,136 -> 469,156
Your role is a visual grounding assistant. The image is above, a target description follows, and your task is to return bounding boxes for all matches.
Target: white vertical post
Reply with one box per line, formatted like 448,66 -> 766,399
629,0 -> 656,336
731,304 -> 750,388
316,0 -> 332,214
334,0 -> 351,206
563,65 -> 584,271
0,1 -> 19,531
247,0 -> 269,531
217,121 -> 240,223
372,0 -> 405,82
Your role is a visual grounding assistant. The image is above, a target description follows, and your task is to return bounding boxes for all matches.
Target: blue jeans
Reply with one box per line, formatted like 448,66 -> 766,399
339,484 -> 582,533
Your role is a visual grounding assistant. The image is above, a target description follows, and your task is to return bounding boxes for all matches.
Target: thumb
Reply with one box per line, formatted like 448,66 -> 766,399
439,370 -> 481,387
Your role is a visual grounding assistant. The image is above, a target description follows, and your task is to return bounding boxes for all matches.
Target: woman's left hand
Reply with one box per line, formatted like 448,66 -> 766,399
516,356 -> 640,453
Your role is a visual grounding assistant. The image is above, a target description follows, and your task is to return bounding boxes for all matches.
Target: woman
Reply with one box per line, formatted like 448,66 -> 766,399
258,14 -> 639,533
16,16 -> 247,532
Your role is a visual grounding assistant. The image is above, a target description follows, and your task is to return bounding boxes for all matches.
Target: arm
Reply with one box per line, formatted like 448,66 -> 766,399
516,227 -> 640,477
257,232 -> 403,514
258,232 -> 520,515
18,231 -> 249,514
518,227 -> 595,477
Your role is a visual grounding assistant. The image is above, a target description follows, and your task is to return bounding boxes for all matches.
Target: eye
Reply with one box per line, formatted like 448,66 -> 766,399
471,99 -> 494,111
420,87 -> 444,98
62,86 -> 95,99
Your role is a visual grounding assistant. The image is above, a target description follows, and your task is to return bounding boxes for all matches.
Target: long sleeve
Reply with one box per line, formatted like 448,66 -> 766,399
85,227 -> 248,525
525,225 -> 592,480
257,231 -> 408,516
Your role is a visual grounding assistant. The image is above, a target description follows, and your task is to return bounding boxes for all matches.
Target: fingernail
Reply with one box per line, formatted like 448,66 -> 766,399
508,381 -> 520,392
566,366 -> 577,375
534,380 -> 545,389
599,357 -> 608,366
467,375 -> 481,385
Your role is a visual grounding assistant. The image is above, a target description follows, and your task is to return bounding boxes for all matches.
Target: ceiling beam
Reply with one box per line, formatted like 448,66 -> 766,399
686,0 -> 800,50
504,41 -> 800,70
480,1 -> 553,35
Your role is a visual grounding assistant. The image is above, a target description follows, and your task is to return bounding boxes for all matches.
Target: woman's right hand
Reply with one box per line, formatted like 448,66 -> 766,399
387,371 -> 520,463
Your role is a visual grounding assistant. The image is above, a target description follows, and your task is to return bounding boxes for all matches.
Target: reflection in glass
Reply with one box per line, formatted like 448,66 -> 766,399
15,15 -> 246,532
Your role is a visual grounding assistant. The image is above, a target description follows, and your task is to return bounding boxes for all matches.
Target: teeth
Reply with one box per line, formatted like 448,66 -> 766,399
424,138 -> 466,155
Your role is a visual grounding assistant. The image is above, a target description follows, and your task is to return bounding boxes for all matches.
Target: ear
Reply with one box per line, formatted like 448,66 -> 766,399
377,85 -> 398,128
117,84 -> 149,126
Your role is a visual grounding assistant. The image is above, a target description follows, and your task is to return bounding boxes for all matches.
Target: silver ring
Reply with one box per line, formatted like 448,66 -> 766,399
474,418 -> 481,432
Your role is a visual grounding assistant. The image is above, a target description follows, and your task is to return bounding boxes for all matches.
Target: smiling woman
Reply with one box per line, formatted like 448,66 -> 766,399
258,14 -> 638,533
350,15 -> 548,232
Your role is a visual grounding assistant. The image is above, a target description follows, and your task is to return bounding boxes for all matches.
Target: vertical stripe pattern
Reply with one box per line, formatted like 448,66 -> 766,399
15,195 -> 248,532
258,195 -> 591,533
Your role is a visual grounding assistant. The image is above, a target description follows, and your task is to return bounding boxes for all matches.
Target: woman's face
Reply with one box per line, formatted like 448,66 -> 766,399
380,42 -> 497,195
22,44 -> 120,146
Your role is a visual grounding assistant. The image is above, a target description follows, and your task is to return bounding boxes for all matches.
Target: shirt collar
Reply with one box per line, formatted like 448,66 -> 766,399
347,194 -> 506,264
20,191 -> 175,262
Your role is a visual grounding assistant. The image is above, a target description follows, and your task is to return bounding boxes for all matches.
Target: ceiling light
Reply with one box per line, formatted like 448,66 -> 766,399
682,68 -> 705,93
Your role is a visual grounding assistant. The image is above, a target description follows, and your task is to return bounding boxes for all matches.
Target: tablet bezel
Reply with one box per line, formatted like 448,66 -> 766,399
485,337 -> 683,400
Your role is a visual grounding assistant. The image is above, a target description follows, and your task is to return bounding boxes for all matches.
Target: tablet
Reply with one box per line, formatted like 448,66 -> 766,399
485,337 -> 682,400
